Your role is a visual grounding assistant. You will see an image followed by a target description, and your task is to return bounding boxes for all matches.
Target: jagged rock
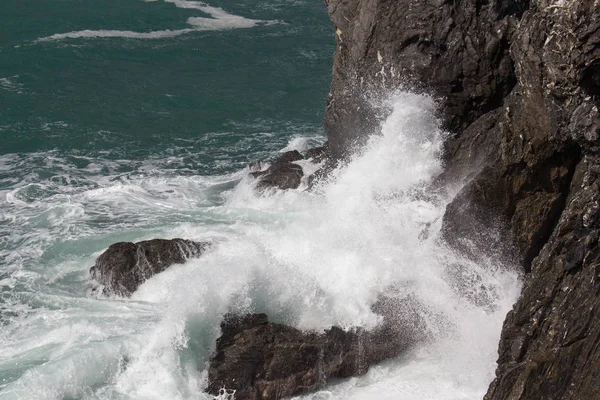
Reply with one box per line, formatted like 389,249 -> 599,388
251,146 -> 332,191
485,156 -> 600,399
208,294 -> 424,400
307,159 -> 337,189
90,238 -> 209,296
305,142 -> 329,163
323,0 -> 525,159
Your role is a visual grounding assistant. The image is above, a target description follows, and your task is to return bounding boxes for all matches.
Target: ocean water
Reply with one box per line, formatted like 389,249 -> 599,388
0,1 -> 521,399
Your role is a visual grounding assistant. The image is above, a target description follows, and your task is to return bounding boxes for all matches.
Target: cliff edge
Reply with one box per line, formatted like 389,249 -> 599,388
323,0 -> 600,398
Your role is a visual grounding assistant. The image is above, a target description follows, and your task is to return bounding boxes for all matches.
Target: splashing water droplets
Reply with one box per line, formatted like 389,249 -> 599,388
0,92 -> 520,399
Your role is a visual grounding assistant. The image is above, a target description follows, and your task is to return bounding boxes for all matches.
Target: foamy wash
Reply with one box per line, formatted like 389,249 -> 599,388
1,1 -> 520,399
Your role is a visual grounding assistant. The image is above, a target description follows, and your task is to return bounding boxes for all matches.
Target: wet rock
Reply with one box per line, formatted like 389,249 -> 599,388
90,238 -> 209,296
207,289 -> 426,400
250,150 -> 304,191
307,159 -> 337,190
323,0 -> 523,159
255,163 -> 304,191
251,146 -> 332,191
485,157 -> 600,400
207,306 -> 420,400
305,143 -> 329,163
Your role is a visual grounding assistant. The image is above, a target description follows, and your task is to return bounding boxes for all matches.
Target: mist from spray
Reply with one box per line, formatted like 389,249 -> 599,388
0,91 -> 521,399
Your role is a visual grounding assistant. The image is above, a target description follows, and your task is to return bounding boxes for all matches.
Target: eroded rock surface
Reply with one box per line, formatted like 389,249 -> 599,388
324,0 -> 525,159
90,238 -> 209,296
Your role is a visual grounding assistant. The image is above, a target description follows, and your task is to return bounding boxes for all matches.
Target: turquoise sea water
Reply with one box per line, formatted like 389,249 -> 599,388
1,1 -> 334,396
0,2 -> 521,399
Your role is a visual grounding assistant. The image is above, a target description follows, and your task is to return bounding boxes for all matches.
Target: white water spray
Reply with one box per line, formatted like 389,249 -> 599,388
0,92 -> 520,399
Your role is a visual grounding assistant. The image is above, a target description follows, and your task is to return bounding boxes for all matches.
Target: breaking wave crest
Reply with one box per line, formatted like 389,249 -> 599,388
0,92 -> 521,399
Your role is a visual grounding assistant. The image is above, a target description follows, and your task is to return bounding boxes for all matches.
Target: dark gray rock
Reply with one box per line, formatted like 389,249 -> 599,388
485,156 -> 600,400
207,302 -> 423,400
305,143 -> 329,163
323,0 -> 525,159
255,163 -> 304,191
207,289 -> 426,400
251,150 -> 304,191
90,238 -> 209,296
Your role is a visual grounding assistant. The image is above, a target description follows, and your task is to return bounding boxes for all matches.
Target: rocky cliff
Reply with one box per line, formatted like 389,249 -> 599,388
323,0 -> 600,398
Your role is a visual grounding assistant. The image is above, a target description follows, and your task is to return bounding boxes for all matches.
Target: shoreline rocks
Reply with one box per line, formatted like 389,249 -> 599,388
208,298 -> 424,400
90,238 -> 209,296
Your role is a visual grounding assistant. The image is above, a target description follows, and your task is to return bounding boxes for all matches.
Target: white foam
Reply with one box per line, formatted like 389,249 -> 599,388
0,92 -> 521,399
0,76 -> 24,93
98,92 -> 519,398
37,0 -> 275,42
38,29 -> 195,41
279,135 -> 325,153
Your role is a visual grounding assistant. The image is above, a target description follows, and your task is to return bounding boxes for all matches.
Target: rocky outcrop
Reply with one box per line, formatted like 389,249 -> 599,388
323,0 -> 600,398
251,145 -> 331,191
90,238 -> 209,296
324,0 -> 526,159
208,296 -> 424,400
485,156 -> 600,399
208,314 -> 368,400
481,2 -> 600,398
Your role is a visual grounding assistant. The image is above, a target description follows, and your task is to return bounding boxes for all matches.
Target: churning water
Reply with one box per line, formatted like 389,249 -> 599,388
1,89 -> 521,399
1,0 -> 520,398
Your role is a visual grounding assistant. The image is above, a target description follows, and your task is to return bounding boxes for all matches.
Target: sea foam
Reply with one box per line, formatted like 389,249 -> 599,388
37,0 -> 275,42
0,92 -> 521,399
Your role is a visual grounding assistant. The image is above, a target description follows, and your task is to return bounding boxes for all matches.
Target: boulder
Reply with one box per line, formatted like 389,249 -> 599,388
208,293 -> 425,400
251,150 -> 305,191
90,238 -> 209,296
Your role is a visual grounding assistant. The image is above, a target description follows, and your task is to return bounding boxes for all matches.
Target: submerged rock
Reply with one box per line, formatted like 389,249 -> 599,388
90,238 -> 209,296
208,293 -> 424,400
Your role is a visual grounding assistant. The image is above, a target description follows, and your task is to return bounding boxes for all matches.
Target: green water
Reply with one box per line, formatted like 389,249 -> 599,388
0,2 -> 335,396
1,0 -> 334,172
0,2 -> 522,399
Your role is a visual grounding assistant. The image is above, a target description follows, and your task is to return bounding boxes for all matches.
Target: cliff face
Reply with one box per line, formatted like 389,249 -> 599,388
324,0 -> 600,398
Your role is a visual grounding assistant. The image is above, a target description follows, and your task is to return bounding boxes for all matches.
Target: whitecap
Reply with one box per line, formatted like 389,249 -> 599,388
37,0 -> 277,42
0,76 -> 24,94
37,28 -> 195,41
